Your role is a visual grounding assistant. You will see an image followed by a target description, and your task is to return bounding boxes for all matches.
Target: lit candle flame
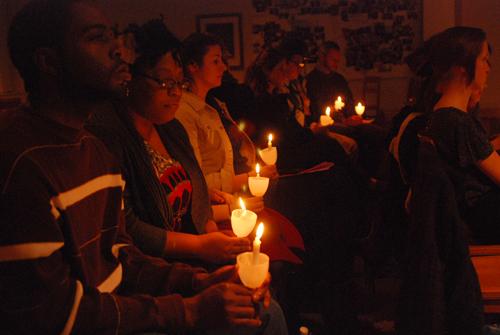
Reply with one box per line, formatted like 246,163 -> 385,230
334,96 -> 345,112
238,121 -> 246,131
256,222 -> 264,241
239,197 -> 246,213
325,106 -> 331,117
355,102 -> 365,116
267,133 -> 273,148
256,163 -> 260,177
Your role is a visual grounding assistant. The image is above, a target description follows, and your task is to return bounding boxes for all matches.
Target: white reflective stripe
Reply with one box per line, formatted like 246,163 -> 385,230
50,199 -> 61,220
51,174 -> 125,211
94,244 -> 128,293
97,263 -> 123,293
60,280 -> 83,335
389,112 -> 423,164
389,112 -> 423,184
0,242 -> 64,262
111,243 -> 129,258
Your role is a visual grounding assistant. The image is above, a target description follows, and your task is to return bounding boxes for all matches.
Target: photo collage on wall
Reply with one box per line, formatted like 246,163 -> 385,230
251,0 -> 421,72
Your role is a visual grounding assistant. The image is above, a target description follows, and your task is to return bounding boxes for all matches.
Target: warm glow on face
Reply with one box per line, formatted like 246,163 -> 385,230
256,163 -> 260,175
256,222 -> 264,240
239,197 -> 246,211
325,106 -> 331,117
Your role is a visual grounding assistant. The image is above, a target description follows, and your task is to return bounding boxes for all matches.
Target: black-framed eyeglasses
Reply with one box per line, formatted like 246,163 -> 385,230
289,59 -> 305,68
138,73 -> 188,92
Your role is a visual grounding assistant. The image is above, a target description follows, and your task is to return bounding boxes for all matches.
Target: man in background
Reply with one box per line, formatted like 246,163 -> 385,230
306,41 -> 355,123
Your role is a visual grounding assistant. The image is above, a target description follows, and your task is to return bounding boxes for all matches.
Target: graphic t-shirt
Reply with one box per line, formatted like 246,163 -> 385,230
144,141 -> 192,231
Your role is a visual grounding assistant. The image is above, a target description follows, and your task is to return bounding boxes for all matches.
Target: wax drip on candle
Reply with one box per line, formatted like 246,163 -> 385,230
256,163 -> 260,177
239,197 -> 246,215
267,133 -> 273,148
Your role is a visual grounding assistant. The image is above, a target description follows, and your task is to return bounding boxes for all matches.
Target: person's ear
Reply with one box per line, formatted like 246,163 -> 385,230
33,47 -> 61,77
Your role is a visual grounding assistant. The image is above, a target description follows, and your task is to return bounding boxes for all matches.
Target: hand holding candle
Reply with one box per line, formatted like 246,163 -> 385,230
334,96 -> 345,111
355,102 -> 365,117
231,198 -> 257,237
248,163 -> 270,197
237,222 -> 269,288
320,106 -> 334,126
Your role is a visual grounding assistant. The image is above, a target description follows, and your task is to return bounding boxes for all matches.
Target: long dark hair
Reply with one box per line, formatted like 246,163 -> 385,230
406,26 -> 488,115
245,47 -> 287,97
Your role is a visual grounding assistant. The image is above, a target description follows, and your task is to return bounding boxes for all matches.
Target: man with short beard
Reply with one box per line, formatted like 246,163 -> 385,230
0,1 -> 284,334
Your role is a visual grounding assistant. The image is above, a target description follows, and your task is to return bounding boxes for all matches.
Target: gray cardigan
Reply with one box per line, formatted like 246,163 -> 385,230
86,101 -> 212,258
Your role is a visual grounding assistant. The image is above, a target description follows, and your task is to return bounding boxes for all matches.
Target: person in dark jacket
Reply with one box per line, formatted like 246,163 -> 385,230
87,20 -> 252,265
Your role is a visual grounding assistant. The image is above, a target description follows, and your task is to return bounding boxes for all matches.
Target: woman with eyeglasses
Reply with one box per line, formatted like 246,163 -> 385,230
87,20 -> 251,265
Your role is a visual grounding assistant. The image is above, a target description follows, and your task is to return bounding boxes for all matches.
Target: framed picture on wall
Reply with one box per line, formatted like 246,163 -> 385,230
196,13 -> 244,70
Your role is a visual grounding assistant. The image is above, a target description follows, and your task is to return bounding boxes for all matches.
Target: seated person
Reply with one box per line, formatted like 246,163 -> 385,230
279,37 -> 359,159
306,41 -> 387,175
178,34 -> 365,334
176,33 -> 304,265
411,26 -> 500,244
244,47 -> 349,171
306,41 -> 355,123
87,19 -> 250,265
0,1 -> 286,334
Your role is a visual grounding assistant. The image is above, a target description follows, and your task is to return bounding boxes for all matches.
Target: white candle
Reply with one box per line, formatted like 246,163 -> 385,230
355,102 -> 365,116
320,106 -> 334,126
259,146 -> 277,165
252,222 -> 264,265
248,164 -> 269,197
267,133 -> 273,148
231,198 -> 257,237
334,96 -> 345,112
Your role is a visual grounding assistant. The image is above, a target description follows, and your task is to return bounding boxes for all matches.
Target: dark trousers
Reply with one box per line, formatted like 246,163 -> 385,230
265,165 -> 365,333
466,189 -> 500,244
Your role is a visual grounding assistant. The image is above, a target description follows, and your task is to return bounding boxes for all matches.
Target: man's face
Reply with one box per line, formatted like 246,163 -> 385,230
322,49 -> 341,72
60,2 -> 131,99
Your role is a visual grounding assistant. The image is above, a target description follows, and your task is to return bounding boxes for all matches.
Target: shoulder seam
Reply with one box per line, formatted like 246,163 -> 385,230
1,136 -> 96,194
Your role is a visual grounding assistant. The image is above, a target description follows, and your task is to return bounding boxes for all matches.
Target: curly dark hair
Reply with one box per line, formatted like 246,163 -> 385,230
8,0 -> 77,106
245,47 -> 287,97
128,18 -> 182,75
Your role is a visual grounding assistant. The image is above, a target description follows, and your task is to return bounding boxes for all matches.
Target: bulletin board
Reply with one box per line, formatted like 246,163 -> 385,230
250,0 -> 422,74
